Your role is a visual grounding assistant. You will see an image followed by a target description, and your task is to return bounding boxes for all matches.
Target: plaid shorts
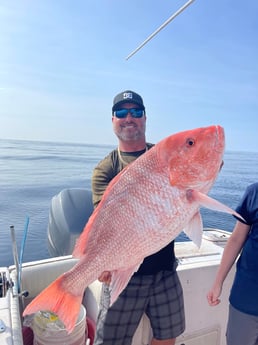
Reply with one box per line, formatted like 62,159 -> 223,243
93,269 -> 185,345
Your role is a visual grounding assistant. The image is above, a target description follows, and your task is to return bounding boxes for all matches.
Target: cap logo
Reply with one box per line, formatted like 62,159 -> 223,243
123,92 -> 133,100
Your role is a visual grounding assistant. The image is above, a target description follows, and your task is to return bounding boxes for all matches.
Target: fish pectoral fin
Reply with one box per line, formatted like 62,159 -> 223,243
188,189 -> 246,222
183,212 -> 203,248
110,263 -> 142,306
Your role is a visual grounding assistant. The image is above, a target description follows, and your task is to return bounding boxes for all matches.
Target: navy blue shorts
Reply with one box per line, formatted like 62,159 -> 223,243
93,270 -> 185,345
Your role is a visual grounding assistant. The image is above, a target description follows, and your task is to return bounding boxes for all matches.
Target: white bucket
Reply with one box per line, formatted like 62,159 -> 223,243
32,305 -> 86,345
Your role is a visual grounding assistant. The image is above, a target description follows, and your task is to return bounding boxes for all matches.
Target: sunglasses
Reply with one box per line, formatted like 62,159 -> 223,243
113,108 -> 145,119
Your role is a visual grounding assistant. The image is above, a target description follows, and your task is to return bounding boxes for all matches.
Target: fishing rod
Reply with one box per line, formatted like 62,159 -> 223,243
125,0 -> 196,60
10,226 -> 20,290
10,216 -> 30,294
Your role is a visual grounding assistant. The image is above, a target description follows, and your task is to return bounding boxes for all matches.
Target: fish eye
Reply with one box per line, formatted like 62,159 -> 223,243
186,138 -> 195,146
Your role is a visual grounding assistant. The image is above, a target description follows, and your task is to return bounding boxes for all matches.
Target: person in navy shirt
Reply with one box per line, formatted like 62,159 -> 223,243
207,182 -> 258,345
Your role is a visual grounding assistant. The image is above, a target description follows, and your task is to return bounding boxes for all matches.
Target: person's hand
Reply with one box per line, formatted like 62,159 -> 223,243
98,271 -> 111,284
207,284 -> 222,306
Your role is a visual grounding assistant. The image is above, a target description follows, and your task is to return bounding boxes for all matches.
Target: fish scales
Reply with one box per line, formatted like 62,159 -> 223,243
23,125 -> 243,333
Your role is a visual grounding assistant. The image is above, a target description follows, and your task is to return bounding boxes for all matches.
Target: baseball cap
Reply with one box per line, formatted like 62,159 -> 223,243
112,90 -> 145,111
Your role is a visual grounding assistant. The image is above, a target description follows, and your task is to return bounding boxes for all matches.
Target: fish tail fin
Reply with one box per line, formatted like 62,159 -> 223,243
23,275 -> 82,333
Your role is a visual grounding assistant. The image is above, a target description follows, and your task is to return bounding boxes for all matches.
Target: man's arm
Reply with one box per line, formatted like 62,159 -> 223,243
91,154 -> 116,208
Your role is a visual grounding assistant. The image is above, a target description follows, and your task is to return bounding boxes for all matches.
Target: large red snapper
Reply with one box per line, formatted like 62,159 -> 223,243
23,125 -> 242,333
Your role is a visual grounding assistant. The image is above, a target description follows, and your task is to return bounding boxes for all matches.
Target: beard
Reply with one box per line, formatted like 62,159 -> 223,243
114,123 -> 146,142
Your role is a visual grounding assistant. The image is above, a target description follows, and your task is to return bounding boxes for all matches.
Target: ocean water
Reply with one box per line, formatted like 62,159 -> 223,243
0,138 -> 257,267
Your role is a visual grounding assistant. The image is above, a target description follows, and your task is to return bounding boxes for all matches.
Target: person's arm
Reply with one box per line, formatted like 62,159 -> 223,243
91,153 -> 115,208
207,220 -> 250,306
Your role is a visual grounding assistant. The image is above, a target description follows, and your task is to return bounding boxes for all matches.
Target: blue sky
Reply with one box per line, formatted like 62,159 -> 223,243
0,0 -> 257,152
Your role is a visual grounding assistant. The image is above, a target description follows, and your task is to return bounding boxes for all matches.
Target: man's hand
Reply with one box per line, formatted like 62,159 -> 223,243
98,271 -> 111,284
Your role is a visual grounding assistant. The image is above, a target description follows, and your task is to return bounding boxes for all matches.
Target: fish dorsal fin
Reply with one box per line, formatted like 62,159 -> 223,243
183,211 -> 203,248
109,263 -> 142,306
72,208 -> 98,258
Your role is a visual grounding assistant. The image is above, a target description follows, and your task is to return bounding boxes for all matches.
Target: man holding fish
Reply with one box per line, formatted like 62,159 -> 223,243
91,90 -> 185,345
23,93 -> 240,343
